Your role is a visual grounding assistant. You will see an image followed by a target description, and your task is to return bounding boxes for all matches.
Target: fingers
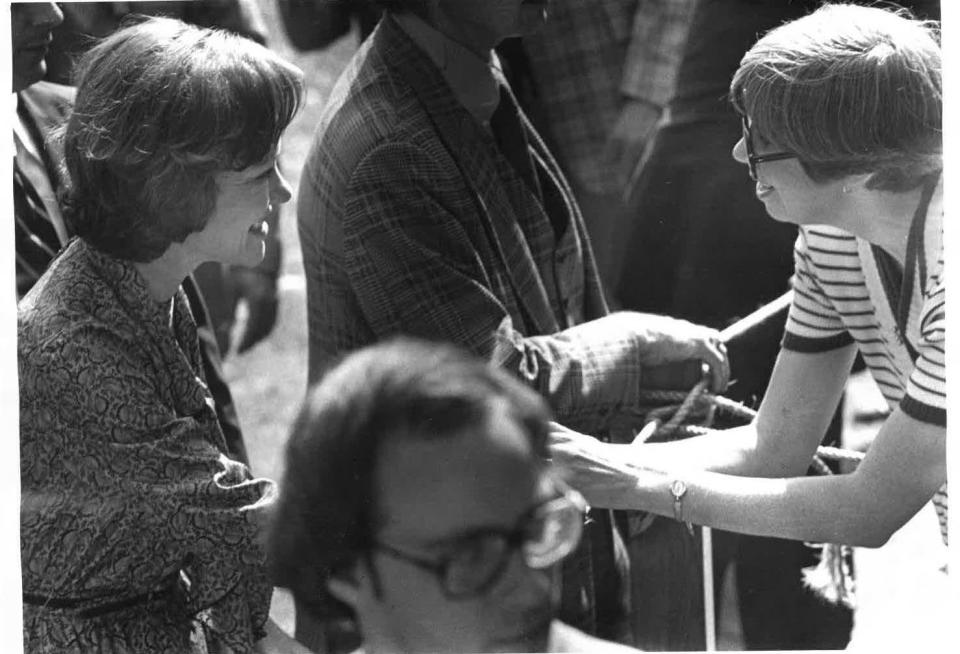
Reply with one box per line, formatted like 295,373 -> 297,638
700,337 -> 730,392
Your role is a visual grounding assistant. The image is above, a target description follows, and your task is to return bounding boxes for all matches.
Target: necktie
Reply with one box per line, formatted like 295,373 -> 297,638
489,85 -> 543,200
489,83 -> 576,239
14,156 -> 62,298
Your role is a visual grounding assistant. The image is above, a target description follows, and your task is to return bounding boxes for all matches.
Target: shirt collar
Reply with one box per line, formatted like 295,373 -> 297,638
392,12 -> 500,127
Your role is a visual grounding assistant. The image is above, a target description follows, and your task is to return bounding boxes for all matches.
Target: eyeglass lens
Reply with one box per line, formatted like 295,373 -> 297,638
442,493 -> 585,596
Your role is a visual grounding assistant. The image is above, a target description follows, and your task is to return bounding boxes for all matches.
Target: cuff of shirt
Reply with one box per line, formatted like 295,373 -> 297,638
900,396 -> 947,427
781,330 -> 854,353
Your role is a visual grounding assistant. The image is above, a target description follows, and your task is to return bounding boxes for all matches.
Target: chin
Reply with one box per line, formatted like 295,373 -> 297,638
757,198 -> 794,225
234,244 -> 266,268
13,59 -> 45,92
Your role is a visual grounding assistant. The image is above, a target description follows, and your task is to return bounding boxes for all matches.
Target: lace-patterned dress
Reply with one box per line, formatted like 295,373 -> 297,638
19,239 -> 274,653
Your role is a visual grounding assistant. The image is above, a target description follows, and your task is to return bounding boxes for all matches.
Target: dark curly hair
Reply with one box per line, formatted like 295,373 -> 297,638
61,16 -> 304,262
266,337 -> 552,621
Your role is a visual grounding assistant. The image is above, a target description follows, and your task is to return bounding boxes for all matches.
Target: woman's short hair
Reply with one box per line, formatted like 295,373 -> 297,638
730,3 -> 941,192
266,337 -> 552,620
62,16 -> 304,262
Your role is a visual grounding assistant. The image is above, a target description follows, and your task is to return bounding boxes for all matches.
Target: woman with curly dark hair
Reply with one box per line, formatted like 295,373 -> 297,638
18,17 -> 309,654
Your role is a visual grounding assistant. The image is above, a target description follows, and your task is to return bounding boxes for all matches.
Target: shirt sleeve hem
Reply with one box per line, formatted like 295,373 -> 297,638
900,396 -> 946,427
781,331 -> 854,353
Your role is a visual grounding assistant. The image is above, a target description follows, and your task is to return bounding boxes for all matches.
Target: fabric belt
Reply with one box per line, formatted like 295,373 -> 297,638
23,561 -> 191,619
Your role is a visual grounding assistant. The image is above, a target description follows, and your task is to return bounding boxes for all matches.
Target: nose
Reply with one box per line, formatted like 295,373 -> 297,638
732,137 -> 748,165
269,166 -> 293,206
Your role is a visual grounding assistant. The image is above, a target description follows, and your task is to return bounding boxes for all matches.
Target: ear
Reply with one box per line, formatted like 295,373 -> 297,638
841,173 -> 873,193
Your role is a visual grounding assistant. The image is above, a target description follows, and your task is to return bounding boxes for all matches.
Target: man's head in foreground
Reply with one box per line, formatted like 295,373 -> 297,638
268,338 -> 585,653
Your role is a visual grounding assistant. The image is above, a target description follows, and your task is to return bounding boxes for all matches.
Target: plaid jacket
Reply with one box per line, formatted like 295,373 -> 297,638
298,15 -> 650,434
521,0 -> 697,193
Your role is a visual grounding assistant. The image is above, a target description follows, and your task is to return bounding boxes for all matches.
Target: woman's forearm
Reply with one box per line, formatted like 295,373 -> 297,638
635,467 -> 907,547
640,423 -> 765,477
633,346 -> 855,479
559,409 -> 945,548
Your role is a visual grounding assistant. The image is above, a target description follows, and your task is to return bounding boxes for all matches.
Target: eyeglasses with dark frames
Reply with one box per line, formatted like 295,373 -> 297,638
372,480 -> 587,600
740,114 -> 797,181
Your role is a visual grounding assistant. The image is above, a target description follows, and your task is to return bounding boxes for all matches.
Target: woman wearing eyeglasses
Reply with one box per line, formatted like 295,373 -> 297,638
550,0 -> 945,576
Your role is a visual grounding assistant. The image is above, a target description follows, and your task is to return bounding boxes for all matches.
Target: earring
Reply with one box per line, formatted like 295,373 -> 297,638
842,185 -> 851,194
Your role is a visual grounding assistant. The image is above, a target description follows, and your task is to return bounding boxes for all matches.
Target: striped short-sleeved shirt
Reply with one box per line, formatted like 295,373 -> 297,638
782,176 -> 947,544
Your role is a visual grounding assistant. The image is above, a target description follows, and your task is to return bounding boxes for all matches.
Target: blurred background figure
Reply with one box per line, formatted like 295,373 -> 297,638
277,0 -> 383,49
500,0 -> 697,293
269,338 -> 641,654
44,0 -> 286,357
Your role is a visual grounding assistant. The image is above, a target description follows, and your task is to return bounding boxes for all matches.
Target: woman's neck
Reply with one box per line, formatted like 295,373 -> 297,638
835,185 -> 925,267
133,246 -> 195,303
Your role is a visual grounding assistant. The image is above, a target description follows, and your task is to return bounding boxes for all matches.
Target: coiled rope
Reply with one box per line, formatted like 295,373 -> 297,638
628,375 -> 862,609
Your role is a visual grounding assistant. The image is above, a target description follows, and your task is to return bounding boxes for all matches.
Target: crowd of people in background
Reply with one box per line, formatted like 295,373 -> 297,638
12,1 -> 945,653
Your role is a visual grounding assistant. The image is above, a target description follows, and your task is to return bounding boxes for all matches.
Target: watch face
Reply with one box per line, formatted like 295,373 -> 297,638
671,479 -> 687,497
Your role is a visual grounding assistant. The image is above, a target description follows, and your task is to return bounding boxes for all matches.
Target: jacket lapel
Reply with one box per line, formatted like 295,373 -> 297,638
379,17 -> 559,335
516,89 -> 610,320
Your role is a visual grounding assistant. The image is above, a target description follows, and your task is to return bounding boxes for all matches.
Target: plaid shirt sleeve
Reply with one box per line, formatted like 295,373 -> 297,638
342,140 -> 645,431
620,0 -> 698,106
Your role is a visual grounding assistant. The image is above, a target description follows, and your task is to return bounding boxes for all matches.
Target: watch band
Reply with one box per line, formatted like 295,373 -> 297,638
670,479 -> 694,536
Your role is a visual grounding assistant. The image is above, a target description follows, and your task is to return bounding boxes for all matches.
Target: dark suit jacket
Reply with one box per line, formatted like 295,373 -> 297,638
16,80 -> 248,465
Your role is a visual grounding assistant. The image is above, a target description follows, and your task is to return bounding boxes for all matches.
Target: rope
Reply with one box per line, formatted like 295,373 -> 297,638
631,384 -> 866,468
628,374 -> 865,612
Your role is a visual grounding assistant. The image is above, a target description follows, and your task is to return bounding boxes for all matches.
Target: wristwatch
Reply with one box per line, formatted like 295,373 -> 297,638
670,479 -> 694,536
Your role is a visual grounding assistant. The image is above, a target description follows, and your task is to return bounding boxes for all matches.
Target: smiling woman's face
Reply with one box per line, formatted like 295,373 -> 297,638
732,125 -> 848,227
181,144 -> 291,268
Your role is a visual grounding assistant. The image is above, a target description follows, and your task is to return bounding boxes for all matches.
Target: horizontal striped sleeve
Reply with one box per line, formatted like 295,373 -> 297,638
782,231 -> 854,353
932,486 -> 948,545
901,275 -> 945,426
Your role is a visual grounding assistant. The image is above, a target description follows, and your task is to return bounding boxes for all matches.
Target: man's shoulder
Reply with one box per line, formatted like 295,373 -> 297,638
299,45 -> 448,227
548,621 -> 642,653
317,43 -> 426,155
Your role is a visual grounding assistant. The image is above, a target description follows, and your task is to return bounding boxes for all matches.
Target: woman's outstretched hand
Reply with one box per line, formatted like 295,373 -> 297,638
548,422 -> 660,511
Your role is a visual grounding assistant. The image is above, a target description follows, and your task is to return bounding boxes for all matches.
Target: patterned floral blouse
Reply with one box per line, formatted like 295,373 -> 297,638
19,239 -> 274,653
